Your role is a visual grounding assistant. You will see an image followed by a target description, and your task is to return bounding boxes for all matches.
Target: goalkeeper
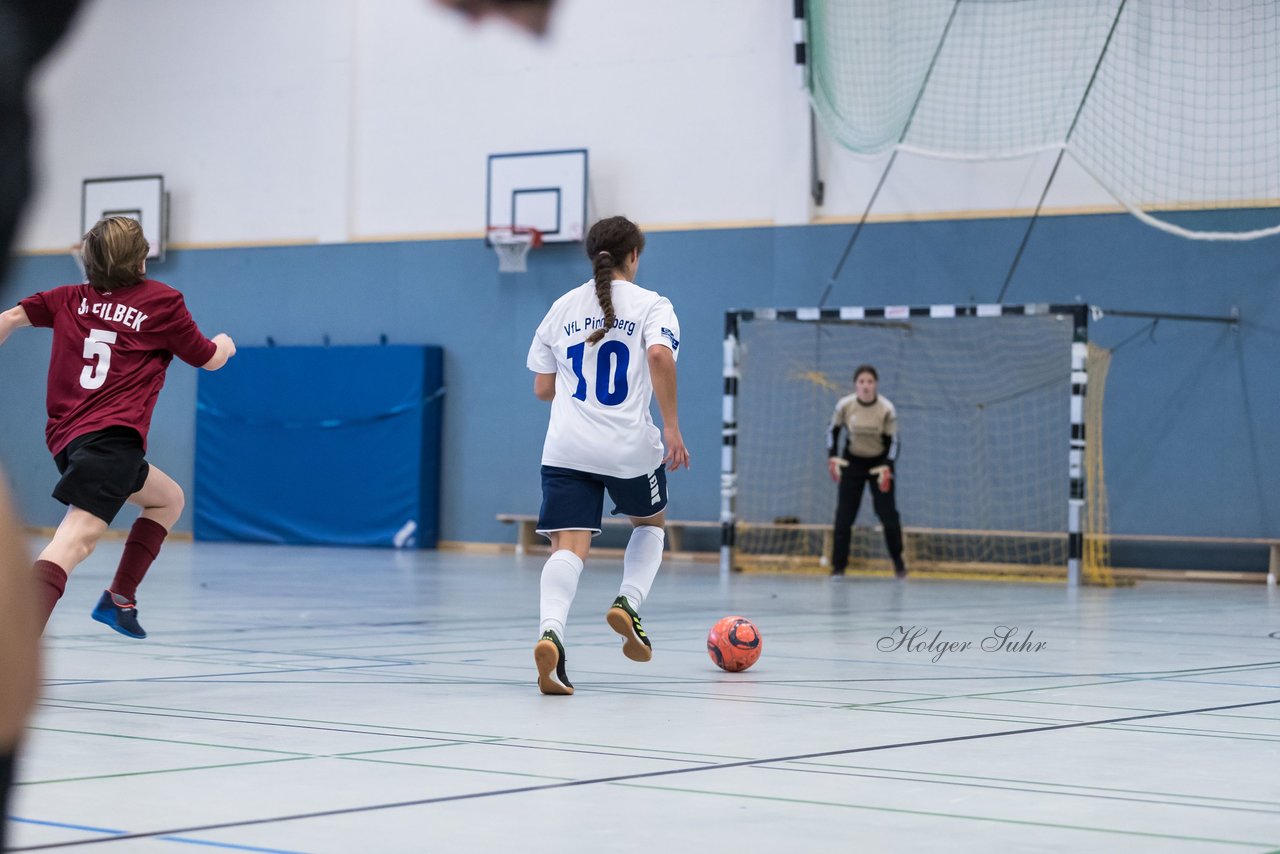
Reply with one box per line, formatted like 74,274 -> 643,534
826,365 -> 906,578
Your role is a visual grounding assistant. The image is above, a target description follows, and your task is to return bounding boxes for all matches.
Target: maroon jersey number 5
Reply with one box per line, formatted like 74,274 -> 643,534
80,328 -> 118,390
20,280 -> 217,455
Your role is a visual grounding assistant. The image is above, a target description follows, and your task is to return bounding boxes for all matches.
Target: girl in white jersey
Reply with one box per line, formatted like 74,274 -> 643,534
526,216 -> 690,695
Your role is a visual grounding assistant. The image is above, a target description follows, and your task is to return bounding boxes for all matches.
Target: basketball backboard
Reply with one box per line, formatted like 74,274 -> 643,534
486,149 -> 587,245
81,175 -> 167,260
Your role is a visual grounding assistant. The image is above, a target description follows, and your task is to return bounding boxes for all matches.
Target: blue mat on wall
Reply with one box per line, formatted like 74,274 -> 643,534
195,345 -> 443,548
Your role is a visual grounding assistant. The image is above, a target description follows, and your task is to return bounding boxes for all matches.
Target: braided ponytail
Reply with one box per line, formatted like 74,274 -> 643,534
583,216 -> 646,346
587,251 -> 616,345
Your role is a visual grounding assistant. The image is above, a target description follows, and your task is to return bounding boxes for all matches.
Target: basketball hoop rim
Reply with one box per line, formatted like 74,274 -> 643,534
487,225 -> 543,248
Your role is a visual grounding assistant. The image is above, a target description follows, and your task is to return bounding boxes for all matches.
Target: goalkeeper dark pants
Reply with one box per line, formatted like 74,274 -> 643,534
831,456 -> 903,572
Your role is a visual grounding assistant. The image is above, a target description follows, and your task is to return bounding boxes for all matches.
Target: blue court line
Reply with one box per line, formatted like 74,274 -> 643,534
12,819 -> 123,835
154,838 -> 307,853
11,818 -> 305,853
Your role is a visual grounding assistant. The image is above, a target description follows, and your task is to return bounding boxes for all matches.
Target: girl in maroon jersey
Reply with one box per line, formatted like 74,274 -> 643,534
0,216 -> 236,638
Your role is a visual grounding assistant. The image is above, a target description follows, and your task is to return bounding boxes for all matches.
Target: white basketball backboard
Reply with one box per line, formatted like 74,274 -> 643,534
486,149 -> 587,244
81,175 -> 166,260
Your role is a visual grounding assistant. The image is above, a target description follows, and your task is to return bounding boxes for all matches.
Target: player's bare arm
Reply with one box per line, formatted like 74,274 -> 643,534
0,305 -> 32,347
647,344 -> 689,471
534,372 -> 556,401
201,333 -> 237,371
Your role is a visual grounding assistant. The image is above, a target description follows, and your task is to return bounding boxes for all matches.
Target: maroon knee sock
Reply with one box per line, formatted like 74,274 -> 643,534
34,560 -> 67,634
110,518 -> 168,602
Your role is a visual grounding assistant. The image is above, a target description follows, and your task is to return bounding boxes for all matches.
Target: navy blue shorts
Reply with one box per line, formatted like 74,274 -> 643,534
537,465 -> 668,536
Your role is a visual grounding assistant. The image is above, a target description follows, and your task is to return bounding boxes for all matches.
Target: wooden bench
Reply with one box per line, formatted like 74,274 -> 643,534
1105,533 -> 1280,585
496,513 -> 719,556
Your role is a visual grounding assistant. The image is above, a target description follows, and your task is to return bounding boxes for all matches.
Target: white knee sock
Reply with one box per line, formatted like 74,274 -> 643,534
619,526 -> 665,611
540,549 -> 584,641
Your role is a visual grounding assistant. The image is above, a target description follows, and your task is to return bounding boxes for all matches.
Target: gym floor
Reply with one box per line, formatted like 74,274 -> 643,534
9,540 -> 1280,852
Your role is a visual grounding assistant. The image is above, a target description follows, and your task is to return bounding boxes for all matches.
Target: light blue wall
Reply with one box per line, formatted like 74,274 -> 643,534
2,209 -> 1277,544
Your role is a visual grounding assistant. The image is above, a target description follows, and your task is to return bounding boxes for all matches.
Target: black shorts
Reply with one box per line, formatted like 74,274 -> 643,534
53,427 -> 149,524
537,465 -> 668,536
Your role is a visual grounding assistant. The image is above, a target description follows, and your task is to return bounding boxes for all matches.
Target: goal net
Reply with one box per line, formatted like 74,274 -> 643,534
806,0 -> 1280,240
722,305 -> 1113,585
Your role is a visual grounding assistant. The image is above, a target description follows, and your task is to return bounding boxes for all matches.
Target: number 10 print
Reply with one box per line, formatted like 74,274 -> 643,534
567,341 -> 630,406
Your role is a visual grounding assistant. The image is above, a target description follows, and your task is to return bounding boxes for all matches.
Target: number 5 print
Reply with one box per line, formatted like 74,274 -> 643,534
80,328 -> 118,390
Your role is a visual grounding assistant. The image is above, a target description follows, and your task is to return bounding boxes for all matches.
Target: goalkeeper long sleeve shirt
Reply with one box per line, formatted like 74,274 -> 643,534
827,394 -> 898,462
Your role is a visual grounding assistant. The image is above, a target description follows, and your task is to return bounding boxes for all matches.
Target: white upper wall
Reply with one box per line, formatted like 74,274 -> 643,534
16,0 -> 1115,252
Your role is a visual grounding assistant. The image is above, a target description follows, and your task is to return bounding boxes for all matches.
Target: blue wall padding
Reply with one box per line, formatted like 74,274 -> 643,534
194,345 -> 443,547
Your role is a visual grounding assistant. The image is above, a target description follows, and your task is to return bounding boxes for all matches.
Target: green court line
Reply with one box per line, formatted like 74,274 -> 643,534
754,658 -> 1280,690
833,702 -> 1280,744
1182,706 -> 1280,722
1100,725 -> 1280,744
22,757 -> 309,786
960,693 -> 1280,733
784,760 -> 1280,807
27,726 -> 313,757
39,699 -> 512,743
22,693 -> 1135,762
848,698 -> 1280,740
612,782 -> 1280,847
839,677 -> 1141,709
575,678 -> 955,707
47,690 -> 1272,784
330,738 -> 510,758
39,698 -> 752,765
509,736 -> 750,763
1175,681 -> 1280,694
334,755 -> 572,782
831,669 -> 1280,728
843,702 -> 1280,742
24,735 -> 519,786
50,687 -> 847,724
756,761 -> 1280,815
854,705 -> 1077,726
280,730 -> 731,766
48,655 -> 1277,711
580,686 -> 840,709
984,695 -> 1218,716
861,696 -> 1280,741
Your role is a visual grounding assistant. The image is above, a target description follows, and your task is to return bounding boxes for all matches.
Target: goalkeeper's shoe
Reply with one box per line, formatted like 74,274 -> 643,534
534,630 -> 574,695
606,596 -> 653,662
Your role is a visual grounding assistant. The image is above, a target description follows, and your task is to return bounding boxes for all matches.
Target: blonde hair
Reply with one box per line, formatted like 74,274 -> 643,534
81,216 -> 149,292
